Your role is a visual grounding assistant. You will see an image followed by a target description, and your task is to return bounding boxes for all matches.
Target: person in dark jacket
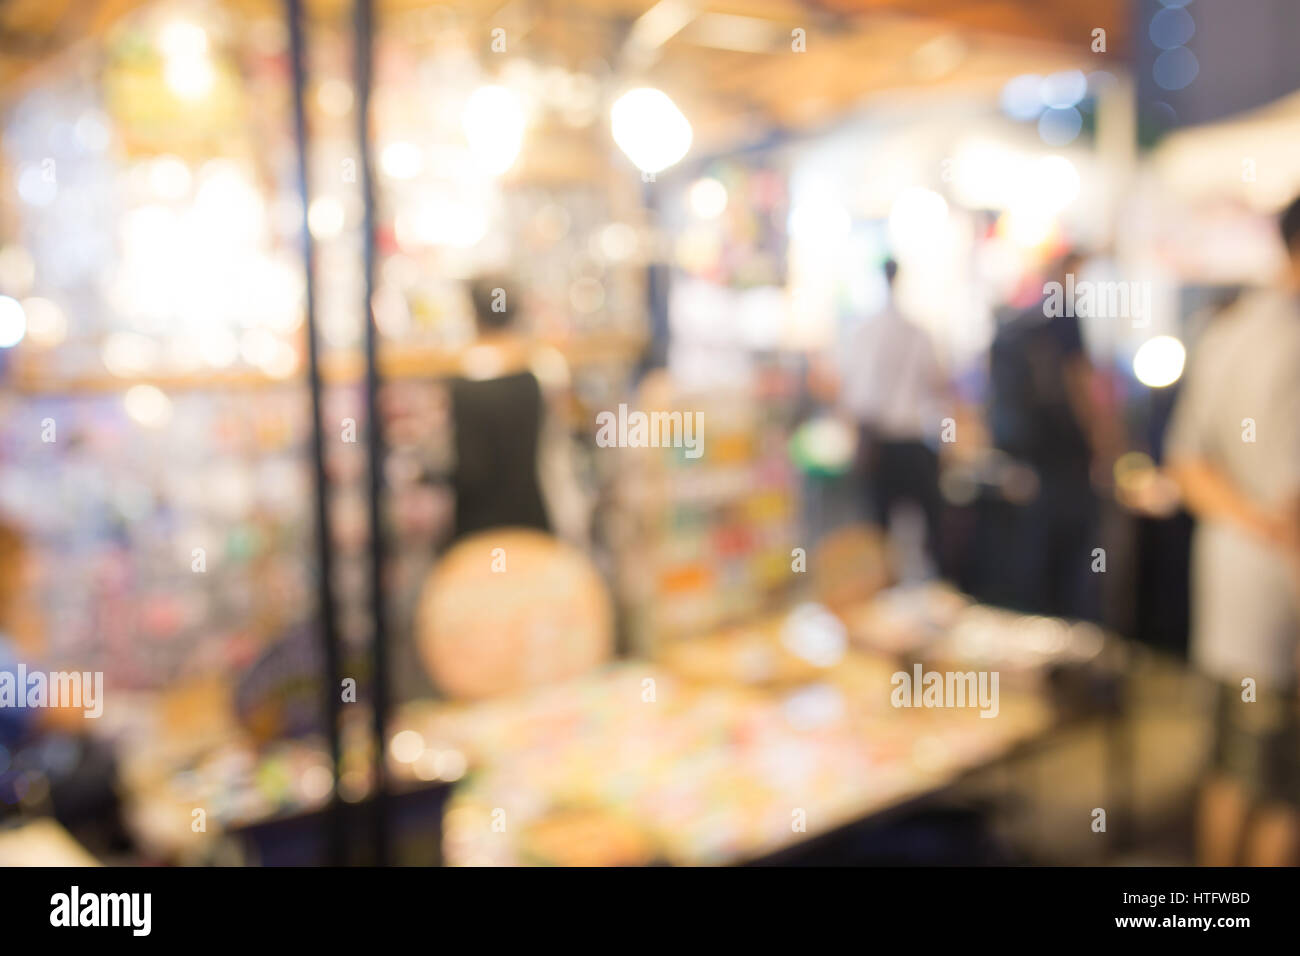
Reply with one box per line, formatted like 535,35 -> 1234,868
987,252 -> 1110,620
448,276 -> 551,541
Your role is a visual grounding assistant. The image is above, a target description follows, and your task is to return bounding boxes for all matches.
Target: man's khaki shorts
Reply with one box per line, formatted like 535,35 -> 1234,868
1212,681 -> 1300,805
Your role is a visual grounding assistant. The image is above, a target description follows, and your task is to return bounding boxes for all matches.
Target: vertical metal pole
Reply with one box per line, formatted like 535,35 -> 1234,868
639,181 -> 670,379
285,0 -> 346,866
353,0 -> 390,866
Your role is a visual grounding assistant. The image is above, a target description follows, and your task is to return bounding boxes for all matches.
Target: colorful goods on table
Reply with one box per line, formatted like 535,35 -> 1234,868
393,658 -> 1052,866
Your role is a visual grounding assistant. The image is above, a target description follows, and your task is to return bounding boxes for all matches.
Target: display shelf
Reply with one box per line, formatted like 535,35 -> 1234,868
608,359 -> 805,655
5,332 -> 648,395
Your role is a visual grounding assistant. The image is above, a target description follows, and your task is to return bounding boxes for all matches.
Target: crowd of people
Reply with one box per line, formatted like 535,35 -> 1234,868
831,194 -> 1300,866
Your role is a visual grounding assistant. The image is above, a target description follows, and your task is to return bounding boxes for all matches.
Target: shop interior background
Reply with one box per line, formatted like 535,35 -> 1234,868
1,0 -> 1299,867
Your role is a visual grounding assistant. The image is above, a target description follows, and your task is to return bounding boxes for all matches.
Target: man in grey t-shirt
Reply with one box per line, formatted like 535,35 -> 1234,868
1165,193 -> 1300,866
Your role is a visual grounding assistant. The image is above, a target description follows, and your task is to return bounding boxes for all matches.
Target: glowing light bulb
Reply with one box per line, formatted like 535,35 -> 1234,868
1133,335 -> 1186,387
463,85 -> 526,176
165,55 -> 215,100
381,141 -> 423,180
308,196 -> 345,240
611,88 -> 692,174
390,730 -> 425,763
1026,155 -> 1080,212
889,186 -> 948,253
0,296 -> 27,348
688,177 -> 728,218
159,20 -> 209,59
124,385 -> 173,428
159,20 -> 214,100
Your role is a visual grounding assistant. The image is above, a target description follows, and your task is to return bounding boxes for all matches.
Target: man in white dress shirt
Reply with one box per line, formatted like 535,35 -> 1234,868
840,259 -> 948,568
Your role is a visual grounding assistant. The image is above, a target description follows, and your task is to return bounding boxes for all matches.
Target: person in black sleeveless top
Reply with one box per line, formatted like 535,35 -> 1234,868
448,277 -> 551,541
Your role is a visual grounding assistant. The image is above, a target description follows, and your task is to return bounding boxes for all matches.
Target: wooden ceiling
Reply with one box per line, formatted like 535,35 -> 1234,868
815,0 -> 1129,51
1,0 -> 1132,146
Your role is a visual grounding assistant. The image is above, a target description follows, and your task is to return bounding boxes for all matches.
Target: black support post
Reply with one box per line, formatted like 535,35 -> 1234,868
285,0 -> 346,866
352,0 -> 391,866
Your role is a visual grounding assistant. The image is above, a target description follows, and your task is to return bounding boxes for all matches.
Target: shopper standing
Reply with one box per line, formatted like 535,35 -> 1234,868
840,258 -> 947,570
1165,194 -> 1300,867
447,276 -> 552,541
986,251 -> 1109,620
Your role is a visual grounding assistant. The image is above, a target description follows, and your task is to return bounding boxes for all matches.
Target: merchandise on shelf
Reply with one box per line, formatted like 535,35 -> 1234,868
610,362 -> 804,655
